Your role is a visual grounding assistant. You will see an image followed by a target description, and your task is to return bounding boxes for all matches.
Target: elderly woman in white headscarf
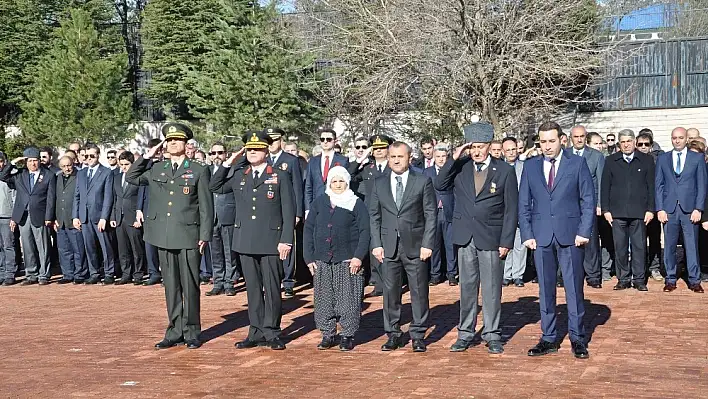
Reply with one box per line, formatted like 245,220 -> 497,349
304,166 -> 370,351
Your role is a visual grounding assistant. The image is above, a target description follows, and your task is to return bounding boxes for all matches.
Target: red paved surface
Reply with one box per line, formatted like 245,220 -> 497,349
0,277 -> 706,398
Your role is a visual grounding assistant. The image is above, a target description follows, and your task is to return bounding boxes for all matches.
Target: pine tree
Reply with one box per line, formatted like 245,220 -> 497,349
19,8 -> 133,147
181,1 -> 323,142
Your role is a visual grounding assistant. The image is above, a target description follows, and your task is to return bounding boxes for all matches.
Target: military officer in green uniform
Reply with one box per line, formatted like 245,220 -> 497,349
126,123 -> 214,350
210,129 -> 295,350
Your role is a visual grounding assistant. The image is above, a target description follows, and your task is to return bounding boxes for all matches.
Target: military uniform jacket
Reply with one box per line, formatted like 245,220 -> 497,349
210,164 -> 295,256
126,157 -> 213,250
348,158 -> 390,204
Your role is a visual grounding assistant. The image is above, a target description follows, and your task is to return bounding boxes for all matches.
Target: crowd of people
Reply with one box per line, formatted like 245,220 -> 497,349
0,120 -> 705,357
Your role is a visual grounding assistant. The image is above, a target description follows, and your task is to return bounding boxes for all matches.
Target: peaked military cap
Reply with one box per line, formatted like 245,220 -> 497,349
463,122 -> 494,143
162,123 -> 193,141
242,129 -> 273,150
265,127 -> 286,140
370,134 -> 393,149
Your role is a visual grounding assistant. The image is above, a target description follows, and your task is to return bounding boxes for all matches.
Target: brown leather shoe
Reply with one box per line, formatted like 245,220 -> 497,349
663,283 -> 677,292
689,283 -> 704,293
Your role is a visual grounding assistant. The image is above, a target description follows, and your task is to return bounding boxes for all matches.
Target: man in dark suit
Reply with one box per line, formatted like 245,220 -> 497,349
304,129 -> 349,212
348,134 -> 393,296
501,137 -> 527,287
73,144 -> 115,285
369,141 -> 436,353
435,123 -> 518,354
110,152 -> 147,285
127,123 -> 214,350
211,130 -> 295,351
423,145 -> 457,286
519,121 -> 594,359
205,142 -> 240,296
54,156 -> 86,284
40,147 -> 60,175
266,128 -> 304,298
601,129 -> 655,291
412,136 -> 435,170
656,127 -> 706,293
566,126 -> 606,288
141,138 -> 163,286
0,147 -> 56,285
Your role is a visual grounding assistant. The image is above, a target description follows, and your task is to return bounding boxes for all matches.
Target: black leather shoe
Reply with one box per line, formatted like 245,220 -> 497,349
689,283 -> 704,293
38,279 -> 49,285
2,279 -> 15,286
317,336 -> 336,350
85,276 -> 100,285
57,278 -> 73,285
588,282 -> 602,289
155,338 -> 184,349
365,290 -> 383,298
411,339 -> 426,352
143,277 -> 162,286
663,282 -> 677,292
185,339 -> 202,349
613,282 -> 631,290
556,280 -> 564,288
199,275 -> 211,285
114,278 -> 130,286
532,277 -> 539,283
571,341 -> 589,359
283,287 -> 294,298
268,337 -> 286,350
225,288 -> 237,296
487,340 -> 504,354
502,279 -> 512,287
514,278 -> 524,287
450,339 -> 472,352
73,279 -> 84,285
235,338 -> 264,349
381,336 -> 401,351
20,279 -> 37,286
133,279 -> 143,286
448,276 -> 459,286
633,282 -> 648,291
527,340 -> 559,356
339,336 -> 354,351
103,277 -> 115,285
429,279 -> 442,286
205,287 -> 224,296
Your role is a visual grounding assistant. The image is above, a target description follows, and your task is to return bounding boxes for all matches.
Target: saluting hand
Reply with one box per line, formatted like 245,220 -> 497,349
144,140 -> 165,159
225,147 -> 246,166
452,143 -> 472,160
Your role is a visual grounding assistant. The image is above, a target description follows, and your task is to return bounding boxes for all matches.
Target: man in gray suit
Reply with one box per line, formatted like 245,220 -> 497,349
501,137 -> 526,287
369,141 -> 437,353
566,126 -> 605,288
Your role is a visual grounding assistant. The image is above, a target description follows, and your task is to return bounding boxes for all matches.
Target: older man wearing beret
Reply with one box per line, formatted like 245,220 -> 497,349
0,147 -> 56,285
435,122 -> 518,354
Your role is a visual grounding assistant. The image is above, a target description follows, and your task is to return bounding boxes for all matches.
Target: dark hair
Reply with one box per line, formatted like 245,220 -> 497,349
537,121 -> 562,138
210,141 -> 225,150
501,137 -> 517,145
84,143 -> 100,154
40,146 -> 53,155
490,140 -> 503,146
284,141 -> 298,149
147,138 -> 162,147
689,140 -> 706,154
354,136 -> 367,143
65,149 -> 77,157
586,132 -> 602,144
390,141 -> 412,155
107,149 -> 117,156
636,132 -> 653,144
318,129 -> 337,139
118,151 -> 135,163
195,150 -> 206,157
419,136 -> 434,147
606,133 -> 616,139
638,128 -> 653,138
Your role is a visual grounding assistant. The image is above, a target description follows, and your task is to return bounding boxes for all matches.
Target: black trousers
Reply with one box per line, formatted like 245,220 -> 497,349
646,218 -> 662,273
382,239 -> 429,339
240,254 -> 283,341
116,222 -> 146,280
612,218 -> 646,284
583,216 -> 602,283
159,247 -> 201,342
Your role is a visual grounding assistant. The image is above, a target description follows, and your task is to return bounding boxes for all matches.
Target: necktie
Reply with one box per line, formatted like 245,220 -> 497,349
172,163 -> 179,174
395,176 -> 403,209
29,173 -> 35,191
270,156 -> 275,165
548,158 -> 556,190
475,163 -> 484,173
625,155 -> 632,163
575,150 -> 580,156
254,170 -> 260,180
87,168 -> 94,180
378,164 -> 383,173
122,175 -> 127,191
675,152 -> 682,174
323,155 -> 330,182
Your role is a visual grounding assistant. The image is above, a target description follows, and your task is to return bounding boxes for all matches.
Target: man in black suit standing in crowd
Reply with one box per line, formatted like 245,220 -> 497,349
54,156 -> 86,284
435,122 -> 518,354
369,141 -> 436,352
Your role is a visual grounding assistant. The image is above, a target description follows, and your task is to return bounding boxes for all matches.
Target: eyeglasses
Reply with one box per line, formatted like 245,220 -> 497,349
355,145 -> 368,150
636,142 -> 651,147
209,151 -> 225,155
86,154 -> 97,159
320,137 -> 334,143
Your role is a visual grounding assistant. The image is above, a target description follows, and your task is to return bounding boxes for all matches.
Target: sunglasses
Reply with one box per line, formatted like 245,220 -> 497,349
636,142 -> 651,147
107,156 -> 116,159
86,154 -> 97,159
320,137 -> 334,143
607,138 -> 615,142
165,138 -> 184,143
355,145 -> 368,150
209,151 -> 225,155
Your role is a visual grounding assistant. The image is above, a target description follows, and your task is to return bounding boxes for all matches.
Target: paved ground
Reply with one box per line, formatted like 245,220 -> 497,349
0,277 -> 706,398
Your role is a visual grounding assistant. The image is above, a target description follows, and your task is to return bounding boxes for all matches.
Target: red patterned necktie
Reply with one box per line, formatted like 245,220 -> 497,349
322,155 -> 330,182
548,158 -> 556,190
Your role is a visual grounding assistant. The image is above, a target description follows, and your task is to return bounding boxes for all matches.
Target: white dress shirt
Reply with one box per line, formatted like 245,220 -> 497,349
251,163 -> 267,179
573,147 -> 585,157
375,160 -> 388,172
390,169 -> 410,200
474,156 -> 491,172
543,152 -> 563,185
270,150 -> 282,165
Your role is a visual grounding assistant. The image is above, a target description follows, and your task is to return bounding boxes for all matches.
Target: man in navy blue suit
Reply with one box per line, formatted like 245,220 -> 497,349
423,144 -> 457,286
73,144 -> 115,285
304,129 -> 349,212
656,127 -> 706,293
519,121 -> 595,359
